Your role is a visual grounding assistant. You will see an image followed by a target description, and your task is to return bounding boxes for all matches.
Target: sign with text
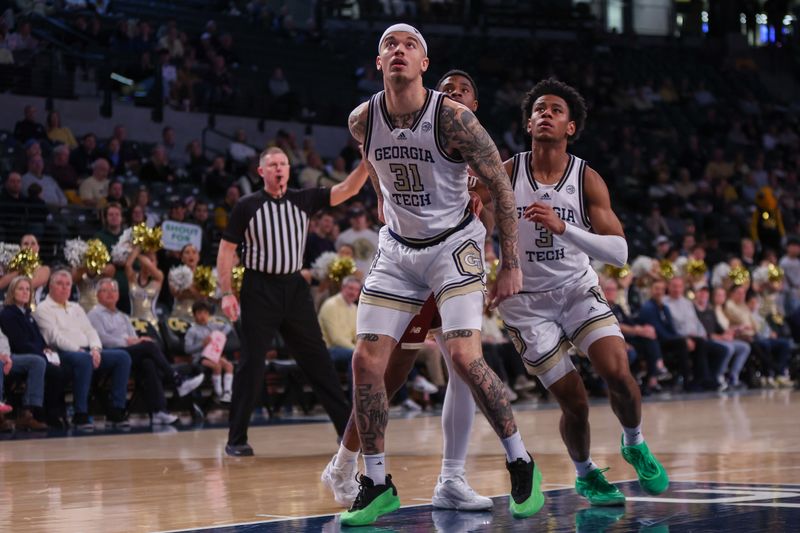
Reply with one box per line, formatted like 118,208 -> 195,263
161,221 -> 202,252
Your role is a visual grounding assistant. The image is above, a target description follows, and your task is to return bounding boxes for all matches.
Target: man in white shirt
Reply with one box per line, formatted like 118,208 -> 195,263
22,154 -> 67,206
335,206 -> 378,274
78,158 -> 111,207
88,278 -> 203,425
34,270 -> 132,430
779,236 -> 800,315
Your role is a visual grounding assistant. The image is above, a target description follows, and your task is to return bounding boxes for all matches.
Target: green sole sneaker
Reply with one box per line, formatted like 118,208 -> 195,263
340,476 -> 401,527
508,458 -> 546,519
620,437 -> 669,495
575,467 -> 626,506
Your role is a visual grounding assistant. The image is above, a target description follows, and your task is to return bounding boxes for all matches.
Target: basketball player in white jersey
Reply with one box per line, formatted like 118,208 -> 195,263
340,24 -> 544,526
498,78 -> 669,506
322,69 -> 494,514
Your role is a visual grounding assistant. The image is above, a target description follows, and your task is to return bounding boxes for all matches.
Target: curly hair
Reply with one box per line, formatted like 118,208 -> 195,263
521,78 -> 587,141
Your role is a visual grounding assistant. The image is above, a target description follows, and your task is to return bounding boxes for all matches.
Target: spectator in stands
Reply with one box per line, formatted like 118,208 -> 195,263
106,180 -> 130,210
203,55 -> 235,109
95,202 -> 130,312
215,32 -> 239,67
317,276 -> 360,396
110,125 -> 141,166
603,277 -> 670,394
126,246 -> 163,326
185,139 -> 210,182
780,236 -> 800,315
88,277 -> 203,425
273,130 -> 304,167
22,153 -> 66,206
70,133 -> 101,177
169,243 -> 204,320
45,110 -> 77,149
298,151 -> 327,189
638,280 -> 696,391
140,145 -> 176,183
131,20 -> 156,54
104,138 -> 127,177
13,139 -> 40,174
47,144 -> 79,194
0,171 -> 27,237
0,311 -> 47,430
7,20 -> 38,53
13,105 -> 46,144
213,185 -> 240,230
303,210 -> 337,268
0,276 -> 59,428
79,158 -> 111,207
190,200 -> 216,265
706,286 -> 751,389
336,206 -> 378,274
158,25 -> 183,59
184,300 -> 233,402
173,57 -> 199,110
161,126 -> 182,167
328,156 -> 349,184
228,129 -> 256,170
34,270 -> 132,430
205,156 -> 235,198
133,188 -> 160,226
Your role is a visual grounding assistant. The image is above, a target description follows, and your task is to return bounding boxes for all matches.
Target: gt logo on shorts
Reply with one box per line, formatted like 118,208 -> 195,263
453,240 -> 484,277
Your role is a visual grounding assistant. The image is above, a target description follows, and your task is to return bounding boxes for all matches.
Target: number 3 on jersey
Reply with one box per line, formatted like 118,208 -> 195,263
534,222 -> 553,248
390,163 -> 425,192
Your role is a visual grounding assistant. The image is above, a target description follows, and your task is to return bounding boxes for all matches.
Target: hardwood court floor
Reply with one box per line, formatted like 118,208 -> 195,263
1,390 -> 798,532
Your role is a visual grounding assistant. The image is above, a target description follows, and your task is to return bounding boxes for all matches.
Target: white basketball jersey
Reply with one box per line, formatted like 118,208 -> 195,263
510,151 -> 598,292
365,89 -> 471,246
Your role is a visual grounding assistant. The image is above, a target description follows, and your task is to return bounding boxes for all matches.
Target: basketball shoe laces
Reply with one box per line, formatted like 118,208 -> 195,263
623,447 -> 659,477
507,458 -> 532,503
584,468 -> 616,490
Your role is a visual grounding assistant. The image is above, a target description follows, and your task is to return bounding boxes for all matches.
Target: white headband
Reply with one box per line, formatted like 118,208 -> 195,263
378,23 -> 427,55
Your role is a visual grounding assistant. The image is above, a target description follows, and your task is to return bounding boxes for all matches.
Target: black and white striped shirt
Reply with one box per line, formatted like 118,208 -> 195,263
222,188 -> 331,274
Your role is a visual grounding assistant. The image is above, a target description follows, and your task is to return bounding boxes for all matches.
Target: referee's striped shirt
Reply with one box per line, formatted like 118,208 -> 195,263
222,187 -> 331,274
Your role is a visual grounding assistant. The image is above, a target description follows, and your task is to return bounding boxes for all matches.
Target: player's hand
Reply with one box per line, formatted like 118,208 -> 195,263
221,294 -> 240,322
377,197 -> 386,224
468,191 -> 483,218
523,202 -> 566,235
488,265 -> 522,310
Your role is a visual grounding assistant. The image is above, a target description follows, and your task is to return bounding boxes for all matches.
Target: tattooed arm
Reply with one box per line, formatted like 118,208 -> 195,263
348,103 -> 385,223
439,98 -> 522,307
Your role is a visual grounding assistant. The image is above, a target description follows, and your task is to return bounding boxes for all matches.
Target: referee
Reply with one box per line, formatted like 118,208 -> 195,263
217,146 -> 369,456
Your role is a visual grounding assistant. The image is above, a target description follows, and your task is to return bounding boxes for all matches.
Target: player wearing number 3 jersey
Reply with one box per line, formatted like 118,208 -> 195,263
498,78 -> 669,507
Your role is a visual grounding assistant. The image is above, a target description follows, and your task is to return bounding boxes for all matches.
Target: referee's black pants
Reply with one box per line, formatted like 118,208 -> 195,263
228,270 -> 350,446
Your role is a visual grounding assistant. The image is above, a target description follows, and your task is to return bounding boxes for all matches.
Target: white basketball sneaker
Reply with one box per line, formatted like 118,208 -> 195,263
321,454 -> 359,507
432,474 -> 493,511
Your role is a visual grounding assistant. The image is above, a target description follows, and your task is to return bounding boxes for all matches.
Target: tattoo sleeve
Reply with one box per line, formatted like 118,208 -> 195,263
464,357 -> 517,438
348,102 -> 382,203
439,103 -> 520,269
354,383 -> 388,454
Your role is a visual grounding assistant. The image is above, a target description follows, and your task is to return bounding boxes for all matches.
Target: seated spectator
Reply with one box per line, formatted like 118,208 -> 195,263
328,156 -> 349,184
0,234 -> 51,295
106,180 -> 130,210
215,32 -> 239,67
126,246 -> 163,325
158,25 -> 183,59
190,200 -> 216,265
0,171 -> 28,238
110,125 -> 141,166
24,183 -> 50,233
79,158 -> 111,207
34,270 -> 132,430
202,55 -> 235,109
47,144 -> 80,194
213,185 -> 240,230
205,156 -> 235,198
317,276 -> 360,396
104,138 -> 127,177
162,127 -> 184,168
303,210 -> 337,268
70,133 -> 102,177
133,188 -> 161,227
22,154 -> 66,206
8,20 -> 38,53
336,206 -> 378,274
95,202 -> 130,313
0,276 -> 55,429
695,286 -> 751,390
298,152 -> 327,189
185,140 -> 210,181
140,145 -> 176,183
13,104 -> 46,144
45,110 -> 77,149
184,300 -> 233,402
228,129 -> 256,169
88,278 -> 203,425
0,316 -> 47,431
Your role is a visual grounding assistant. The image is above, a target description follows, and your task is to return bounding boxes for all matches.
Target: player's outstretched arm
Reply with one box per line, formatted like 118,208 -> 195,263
348,103 -> 384,220
330,160 -> 369,206
439,99 -> 521,307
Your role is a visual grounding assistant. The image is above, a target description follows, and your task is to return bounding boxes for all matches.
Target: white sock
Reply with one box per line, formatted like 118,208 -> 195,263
363,453 -> 386,483
335,443 -> 359,469
623,424 -> 644,446
501,431 -> 529,463
212,375 -> 222,397
223,373 -> 233,393
440,458 -> 465,480
574,458 -> 598,478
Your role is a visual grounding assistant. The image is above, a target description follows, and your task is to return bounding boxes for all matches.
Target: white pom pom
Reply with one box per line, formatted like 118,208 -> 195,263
0,243 -> 21,270
711,262 -> 731,288
169,265 -> 193,292
311,251 -> 338,281
111,240 -> 133,265
64,238 -> 88,268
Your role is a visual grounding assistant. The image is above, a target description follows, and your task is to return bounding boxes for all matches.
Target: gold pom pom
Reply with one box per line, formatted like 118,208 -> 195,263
132,223 -> 163,252
659,260 -> 675,280
84,239 -> 110,276
603,264 -> 631,279
231,266 -> 245,296
767,263 -> 784,283
487,259 -> 500,284
686,259 -> 707,277
728,265 -> 750,286
193,266 -> 217,298
328,256 -> 356,283
9,248 -> 40,278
